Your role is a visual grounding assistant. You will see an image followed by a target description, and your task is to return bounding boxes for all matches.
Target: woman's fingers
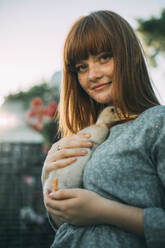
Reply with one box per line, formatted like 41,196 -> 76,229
43,134 -> 93,175
45,134 -> 93,162
43,148 -> 90,176
45,157 -> 77,173
65,139 -> 92,149
77,133 -> 91,138
44,191 -> 66,214
44,192 -> 61,215
45,147 -> 90,164
51,134 -> 92,151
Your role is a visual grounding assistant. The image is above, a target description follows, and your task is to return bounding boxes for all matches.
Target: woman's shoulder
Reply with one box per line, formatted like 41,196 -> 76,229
130,105 -> 165,136
111,105 -> 165,136
137,105 -> 165,122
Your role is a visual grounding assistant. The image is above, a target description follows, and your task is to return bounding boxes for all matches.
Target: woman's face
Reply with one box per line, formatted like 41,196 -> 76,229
75,52 -> 114,105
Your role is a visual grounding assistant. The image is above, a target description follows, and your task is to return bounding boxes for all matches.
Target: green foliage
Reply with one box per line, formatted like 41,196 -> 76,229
136,8 -> 165,66
4,82 -> 60,109
40,117 -> 60,146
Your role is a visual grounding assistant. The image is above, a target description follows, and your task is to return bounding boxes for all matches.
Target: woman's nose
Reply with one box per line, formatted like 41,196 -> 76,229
88,64 -> 103,82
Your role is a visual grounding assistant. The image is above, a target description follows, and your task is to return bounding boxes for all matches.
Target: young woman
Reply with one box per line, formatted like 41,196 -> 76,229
42,10 -> 165,248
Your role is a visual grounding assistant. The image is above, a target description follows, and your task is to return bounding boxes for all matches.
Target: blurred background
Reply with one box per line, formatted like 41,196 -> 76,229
0,0 -> 165,247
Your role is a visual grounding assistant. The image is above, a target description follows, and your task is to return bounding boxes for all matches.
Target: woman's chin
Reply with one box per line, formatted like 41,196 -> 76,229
93,95 -> 113,105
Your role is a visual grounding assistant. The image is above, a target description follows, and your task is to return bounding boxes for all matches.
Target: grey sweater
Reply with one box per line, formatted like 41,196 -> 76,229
50,105 -> 165,248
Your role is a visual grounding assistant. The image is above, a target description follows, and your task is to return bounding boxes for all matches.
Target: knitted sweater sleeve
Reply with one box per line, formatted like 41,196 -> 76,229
143,110 -> 165,248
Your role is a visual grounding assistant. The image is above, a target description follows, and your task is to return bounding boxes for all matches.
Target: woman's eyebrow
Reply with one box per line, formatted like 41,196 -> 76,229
75,59 -> 87,65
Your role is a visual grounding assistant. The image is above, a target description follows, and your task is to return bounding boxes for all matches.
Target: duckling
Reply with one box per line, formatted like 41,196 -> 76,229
42,106 -> 121,193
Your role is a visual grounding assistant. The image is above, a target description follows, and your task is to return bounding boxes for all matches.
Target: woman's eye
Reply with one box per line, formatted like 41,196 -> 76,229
99,53 -> 112,63
75,64 -> 88,73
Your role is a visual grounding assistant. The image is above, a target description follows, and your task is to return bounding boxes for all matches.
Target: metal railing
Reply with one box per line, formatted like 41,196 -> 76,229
0,142 -> 54,248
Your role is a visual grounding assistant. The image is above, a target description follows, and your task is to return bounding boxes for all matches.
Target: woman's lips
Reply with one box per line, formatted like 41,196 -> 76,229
92,82 -> 112,91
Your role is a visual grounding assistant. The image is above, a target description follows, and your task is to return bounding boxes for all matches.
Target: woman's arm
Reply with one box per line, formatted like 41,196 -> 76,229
100,196 -> 143,235
45,188 -> 143,236
42,133 -> 93,227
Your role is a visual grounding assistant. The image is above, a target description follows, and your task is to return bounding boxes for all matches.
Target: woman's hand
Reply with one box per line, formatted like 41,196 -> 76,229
41,134 -> 93,186
44,188 -> 105,226
44,188 -> 144,235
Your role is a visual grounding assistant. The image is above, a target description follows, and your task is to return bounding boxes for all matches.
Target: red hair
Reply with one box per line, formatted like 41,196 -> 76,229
59,10 -> 160,137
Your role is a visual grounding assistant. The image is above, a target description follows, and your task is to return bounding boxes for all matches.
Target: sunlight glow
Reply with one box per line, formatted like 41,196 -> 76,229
0,111 -> 20,130
0,96 -> 5,107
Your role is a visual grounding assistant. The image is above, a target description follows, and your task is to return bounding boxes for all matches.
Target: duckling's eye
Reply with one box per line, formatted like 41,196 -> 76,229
110,108 -> 115,114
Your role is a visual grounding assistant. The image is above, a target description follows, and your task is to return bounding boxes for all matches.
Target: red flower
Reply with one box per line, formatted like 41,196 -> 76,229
31,97 -> 43,107
44,101 -> 58,119
26,98 -> 58,133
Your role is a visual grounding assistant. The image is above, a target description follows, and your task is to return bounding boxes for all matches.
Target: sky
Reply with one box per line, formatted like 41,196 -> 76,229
1,0 -> 165,105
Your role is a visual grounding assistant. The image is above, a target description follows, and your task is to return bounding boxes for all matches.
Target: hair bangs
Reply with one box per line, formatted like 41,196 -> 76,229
66,15 -> 112,69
